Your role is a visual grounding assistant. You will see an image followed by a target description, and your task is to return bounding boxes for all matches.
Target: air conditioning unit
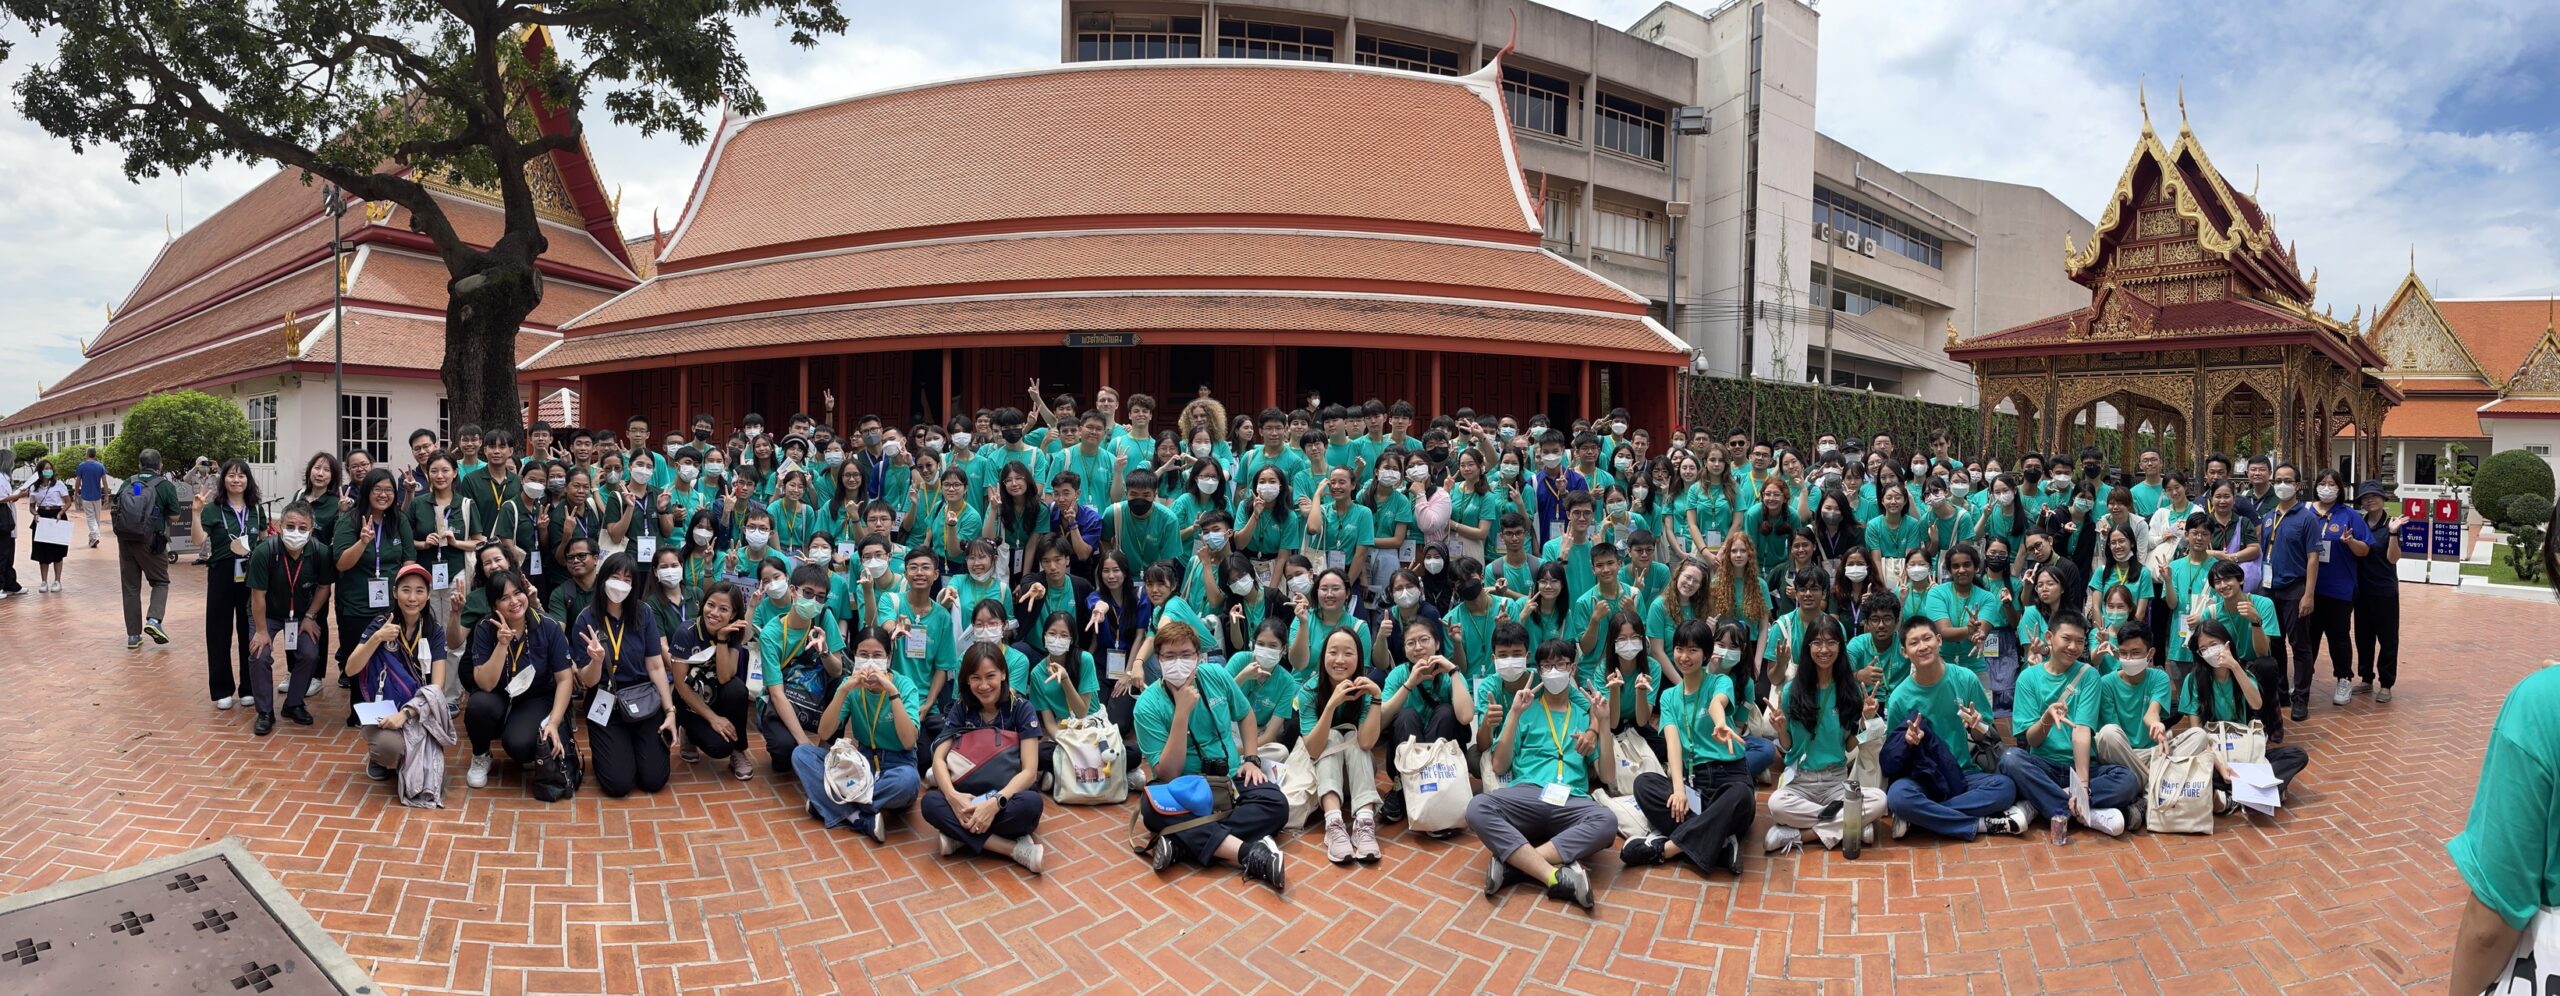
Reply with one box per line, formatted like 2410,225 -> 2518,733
1838,226 -> 1860,250
1815,223 -> 1835,242
1858,236 -> 1879,257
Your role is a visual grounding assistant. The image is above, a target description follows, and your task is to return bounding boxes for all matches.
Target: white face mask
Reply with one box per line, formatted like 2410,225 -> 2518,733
1228,576 -> 1255,596
853,654 -> 890,673
1908,564 -> 1932,583
1994,492 -> 2015,507
2273,482 -> 2298,501
1614,638 -> 1644,660
1540,668 -> 1574,694
1378,469 -> 1404,487
1714,647 -> 1741,669
1288,574 -> 1313,597
1423,556 -> 1445,574
923,438 -> 944,454
951,432 -> 973,448
880,440 -> 903,459
1495,655 -> 1530,682
1950,480 -> 1971,498
523,481 -> 546,500
654,565 -> 685,587
602,578 -> 632,603
1256,482 -> 1280,501
1252,645 -> 1285,668
281,528 -> 312,552
704,464 -> 726,478
1614,457 -> 1634,474
1632,486 -> 1650,503
2117,654 -> 2150,678
970,625 -> 1002,645
2315,484 -> 2338,503
1195,476 -> 1218,495
2202,644 -> 2233,667
764,577 -> 788,600
1159,655 -> 1200,687
806,546 -> 832,565
862,557 -> 889,579
1845,564 -> 1869,582
1393,588 -> 1422,609
1191,443 -> 1212,459
1610,421 -> 1628,436
678,464 -> 701,483
743,528 -> 770,548
1540,452 -> 1563,469
1044,634 -> 1073,656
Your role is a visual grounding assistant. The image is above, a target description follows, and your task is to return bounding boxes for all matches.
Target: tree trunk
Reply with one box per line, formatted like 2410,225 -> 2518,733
442,251 -> 543,438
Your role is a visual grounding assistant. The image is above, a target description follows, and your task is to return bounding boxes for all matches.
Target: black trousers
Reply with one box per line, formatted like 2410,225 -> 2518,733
336,608 -> 380,678
1386,701 -> 1472,752
677,679 -> 754,759
204,563 -> 254,701
756,702 -> 815,773
2352,593 -> 2400,689
586,707 -> 671,798
246,617 -> 329,717
466,691 -> 555,764
922,790 -> 1044,852
2242,655 -> 2289,744
2265,584 -> 2301,701
2291,594 -> 2355,693
1153,782 -> 1289,867
1634,760 -> 1754,875
0,511 -> 18,593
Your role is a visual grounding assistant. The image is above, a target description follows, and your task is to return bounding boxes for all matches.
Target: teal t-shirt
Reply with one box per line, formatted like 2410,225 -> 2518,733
1846,630 -> 1908,694
1661,674 -> 1744,764
1010,649 -> 1099,720
1222,651 -> 1299,728
2011,660 -> 2099,765
1779,680 -> 1849,771
1130,663 -> 1250,776
2448,667 -> 2560,929
1885,665 -> 1993,773
1920,582 -> 2002,674
1502,693 -> 1598,796
2084,667 -> 2173,748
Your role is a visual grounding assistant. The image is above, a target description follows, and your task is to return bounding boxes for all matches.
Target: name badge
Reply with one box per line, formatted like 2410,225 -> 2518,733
2316,540 -> 2332,563
431,563 -> 451,590
232,561 -> 247,583
636,536 -> 657,561
528,550 -> 543,575
279,625 -> 299,652
904,628 -> 928,658
368,578 -> 389,608
1105,650 -> 1129,678
1539,782 -> 1571,806
586,688 -> 618,725
1325,550 -> 1347,570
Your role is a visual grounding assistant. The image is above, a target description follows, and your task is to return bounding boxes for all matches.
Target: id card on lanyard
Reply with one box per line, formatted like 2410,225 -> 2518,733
1537,700 -> 1573,805
230,505 -> 251,582
277,554 -> 306,650
584,617 -> 626,723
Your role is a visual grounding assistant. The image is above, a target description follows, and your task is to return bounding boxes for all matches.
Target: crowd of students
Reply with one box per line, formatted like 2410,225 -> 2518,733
119,383 -> 2402,901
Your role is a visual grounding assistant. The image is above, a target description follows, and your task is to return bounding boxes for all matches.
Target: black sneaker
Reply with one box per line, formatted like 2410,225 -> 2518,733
253,713 -> 276,737
143,621 -> 169,645
1239,837 -> 1286,892
1620,835 -> 1668,867
282,704 -> 314,726
1981,804 -> 2031,836
338,674 -> 357,690
1546,861 -> 1595,911
1143,834 -> 1177,872
2288,695 -> 2309,723
1376,791 -> 1406,825
1719,836 -> 1744,875
1483,854 -> 1512,899
365,761 -> 392,781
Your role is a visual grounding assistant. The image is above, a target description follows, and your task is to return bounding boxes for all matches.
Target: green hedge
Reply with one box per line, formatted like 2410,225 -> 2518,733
2472,449 -> 2555,529
1680,376 -> 2167,464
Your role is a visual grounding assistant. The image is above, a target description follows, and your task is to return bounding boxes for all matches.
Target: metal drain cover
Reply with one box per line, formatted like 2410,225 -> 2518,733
0,840 -> 374,996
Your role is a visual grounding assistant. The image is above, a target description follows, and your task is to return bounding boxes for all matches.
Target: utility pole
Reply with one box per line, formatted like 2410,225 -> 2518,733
323,186 -> 348,456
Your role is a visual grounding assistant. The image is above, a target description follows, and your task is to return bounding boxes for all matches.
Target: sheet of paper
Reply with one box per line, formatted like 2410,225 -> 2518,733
2229,761 -> 2281,788
2232,773 -> 2282,814
353,701 -> 400,726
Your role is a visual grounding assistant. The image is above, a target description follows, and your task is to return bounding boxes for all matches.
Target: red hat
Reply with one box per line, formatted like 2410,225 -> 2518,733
393,563 -> 433,586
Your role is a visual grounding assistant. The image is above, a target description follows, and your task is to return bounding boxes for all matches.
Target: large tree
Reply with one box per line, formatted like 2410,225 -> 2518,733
0,0 -> 845,434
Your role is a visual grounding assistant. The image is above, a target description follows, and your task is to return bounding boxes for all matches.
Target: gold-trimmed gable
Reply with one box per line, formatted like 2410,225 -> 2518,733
2507,331 -> 2560,397
2372,270 -> 2489,382
2066,116 -> 2288,290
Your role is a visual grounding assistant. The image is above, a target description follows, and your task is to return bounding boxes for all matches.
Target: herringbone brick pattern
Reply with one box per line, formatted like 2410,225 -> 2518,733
0,541 -> 2504,993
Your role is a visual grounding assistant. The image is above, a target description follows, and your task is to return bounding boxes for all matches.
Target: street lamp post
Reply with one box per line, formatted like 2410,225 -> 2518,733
1665,106 -> 1709,359
322,186 -> 348,456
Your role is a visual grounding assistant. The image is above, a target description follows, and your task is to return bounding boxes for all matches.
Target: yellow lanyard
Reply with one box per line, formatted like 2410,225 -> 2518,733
780,620 -> 813,665
857,688 -> 889,744
1538,699 -> 1570,784
600,616 -> 625,671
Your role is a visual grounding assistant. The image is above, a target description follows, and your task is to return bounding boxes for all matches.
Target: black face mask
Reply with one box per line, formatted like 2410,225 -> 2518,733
1127,497 -> 1153,516
1456,580 -> 1485,602
693,428 -> 712,441
1426,448 -> 1449,464
1984,554 -> 2013,573
1001,427 -> 1024,444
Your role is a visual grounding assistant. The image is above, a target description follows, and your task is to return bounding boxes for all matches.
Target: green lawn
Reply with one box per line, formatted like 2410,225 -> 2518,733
2461,543 -> 2533,585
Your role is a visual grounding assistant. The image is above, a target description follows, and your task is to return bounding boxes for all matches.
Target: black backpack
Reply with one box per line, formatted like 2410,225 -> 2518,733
528,736 -> 582,802
111,478 -> 160,542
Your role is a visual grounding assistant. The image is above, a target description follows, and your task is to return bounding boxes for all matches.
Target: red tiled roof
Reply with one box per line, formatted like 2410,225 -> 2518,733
573,233 -> 1639,333
352,250 -> 611,328
381,195 -> 635,281
97,212 -> 331,355
110,170 -> 329,324
3,333 -> 286,428
303,311 -> 560,371
533,293 -> 1681,373
2339,396 -> 2487,439
2434,300 -> 2558,385
2478,398 -> 2560,419
56,264 -> 339,393
661,62 -> 1538,266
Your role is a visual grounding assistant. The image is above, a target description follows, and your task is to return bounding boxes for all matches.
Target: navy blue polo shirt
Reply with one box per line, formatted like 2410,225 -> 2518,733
2261,502 -> 2316,591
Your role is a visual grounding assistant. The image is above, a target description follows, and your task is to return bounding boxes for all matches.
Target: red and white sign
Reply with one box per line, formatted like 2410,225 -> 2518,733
2436,498 -> 2463,521
2404,498 -> 2431,521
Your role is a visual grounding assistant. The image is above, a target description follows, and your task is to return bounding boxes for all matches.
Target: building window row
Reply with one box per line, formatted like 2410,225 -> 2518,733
1594,92 -> 1666,162
1591,205 -> 1662,259
245,394 -> 278,465
1816,267 -> 1910,316
1353,34 -> 1461,75
1813,185 -> 1945,268
1072,11 -> 1203,62
1501,66 -> 1574,139
1216,18 -> 1334,62
341,393 -> 390,463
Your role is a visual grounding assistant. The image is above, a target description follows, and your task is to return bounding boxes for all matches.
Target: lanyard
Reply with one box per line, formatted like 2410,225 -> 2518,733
1538,700 -> 1570,783
599,616 -> 625,672
780,620 -> 813,666
857,688 -> 889,745
370,514 -> 385,575
229,503 -> 250,538
279,553 -> 305,616
505,633 -> 528,680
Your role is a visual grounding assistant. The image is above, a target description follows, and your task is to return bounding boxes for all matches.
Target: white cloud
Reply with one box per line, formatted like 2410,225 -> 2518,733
5,0 -> 2557,425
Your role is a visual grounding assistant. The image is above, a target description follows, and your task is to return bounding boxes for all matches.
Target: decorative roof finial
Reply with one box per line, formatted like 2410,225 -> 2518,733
283,310 -> 302,359
2064,231 -> 2077,258
1945,319 -> 1959,349
2137,75 -> 2151,133
2176,77 -> 2189,132
2410,244 -> 2417,276
2308,266 -> 2319,296
2251,164 -> 2260,200
1495,8 -> 1518,64
2349,304 -> 2363,332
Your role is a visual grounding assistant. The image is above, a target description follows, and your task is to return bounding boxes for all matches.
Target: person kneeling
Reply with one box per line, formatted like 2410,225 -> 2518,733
1622,620 -> 1758,875
462,570 -> 575,789
570,554 -> 675,798
1881,616 -> 2027,840
353,565 -> 455,806
1468,639 -> 1619,910
1998,612 -> 2139,842
793,629 -> 925,840
1767,616 -> 1889,851
923,646 -> 1047,873
1130,621 -> 1287,889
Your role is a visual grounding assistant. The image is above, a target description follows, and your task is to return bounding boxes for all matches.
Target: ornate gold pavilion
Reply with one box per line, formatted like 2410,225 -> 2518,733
1948,102 -> 2399,473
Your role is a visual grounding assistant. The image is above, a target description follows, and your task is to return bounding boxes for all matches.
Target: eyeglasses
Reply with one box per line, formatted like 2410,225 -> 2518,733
566,552 -> 595,562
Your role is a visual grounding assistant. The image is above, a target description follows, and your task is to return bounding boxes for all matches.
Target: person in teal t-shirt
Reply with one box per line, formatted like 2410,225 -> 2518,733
1997,610 -> 2138,840
1767,614 -> 1886,851
1617,617 -> 1755,876
1468,638 -> 1618,910
1882,616 -> 2024,841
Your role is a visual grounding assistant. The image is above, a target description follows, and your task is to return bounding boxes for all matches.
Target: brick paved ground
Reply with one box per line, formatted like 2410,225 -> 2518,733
0,539 -> 2516,994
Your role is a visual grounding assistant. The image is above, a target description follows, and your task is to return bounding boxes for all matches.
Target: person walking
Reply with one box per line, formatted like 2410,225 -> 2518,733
75,448 -> 107,548
114,449 -> 183,650
14,458 -> 74,594
0,452 -> 23,599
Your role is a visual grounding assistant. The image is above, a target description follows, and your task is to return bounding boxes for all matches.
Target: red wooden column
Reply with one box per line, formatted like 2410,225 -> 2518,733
677,367 -> 689,429
1430,351 -> 1444,417
1262,345 -> 1278,410
797,357 -> 810,417
1579,361 -> 1593,420
1538,358 -> 1551,420
940,349 -> 955,427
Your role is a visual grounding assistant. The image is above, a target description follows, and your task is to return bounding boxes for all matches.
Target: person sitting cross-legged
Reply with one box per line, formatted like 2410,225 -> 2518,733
1129,620 -> 1289,890
1466,638 -> 1620,911
1881,615 -> 2027,840
1998,610 -> 2140,842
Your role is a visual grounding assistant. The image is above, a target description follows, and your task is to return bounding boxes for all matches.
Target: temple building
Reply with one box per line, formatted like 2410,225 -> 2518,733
2347,274 -> 2560,490
0,132 -> 634,494
1948,100 -> 2398,475
527,57 -> 1692,431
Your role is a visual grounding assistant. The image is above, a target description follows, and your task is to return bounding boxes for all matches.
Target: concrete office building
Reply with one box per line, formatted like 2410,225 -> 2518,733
1064,0 -> 2093,406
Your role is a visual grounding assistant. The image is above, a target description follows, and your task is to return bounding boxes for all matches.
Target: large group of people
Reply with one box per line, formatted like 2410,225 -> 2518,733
64,380 -> 2412,905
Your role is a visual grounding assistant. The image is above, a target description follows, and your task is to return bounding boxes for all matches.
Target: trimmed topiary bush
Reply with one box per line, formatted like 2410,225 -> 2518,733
2505,494 -> 2553,582
2471,448 -> 2555,530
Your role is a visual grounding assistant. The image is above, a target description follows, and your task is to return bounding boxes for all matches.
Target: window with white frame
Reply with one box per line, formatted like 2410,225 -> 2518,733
1591,205 -> 1661,258
1594,92 -> 1667,162
341,394 -> 390,462
1502,67 -> 1574,139
1540,192 -> 1579,251
1354,34 -> 1461,75
1071,10 -> 1203,61
438,398 -> 450,444
245,394 -> 278,464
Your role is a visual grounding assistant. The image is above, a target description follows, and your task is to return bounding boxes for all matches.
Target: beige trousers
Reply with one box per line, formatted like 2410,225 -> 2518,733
1768,767 -> 1887,848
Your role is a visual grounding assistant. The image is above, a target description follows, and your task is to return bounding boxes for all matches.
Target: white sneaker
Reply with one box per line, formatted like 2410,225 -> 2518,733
307,678 -> 325,697
2375,687 -> 2394,704
1010,834 -> 1045,875
466,753 -> 494,789
939,834 -> 961,858
1764,825 -> 1804,854
1127,763 -> 1149,790
1982,804 -> 2033,836
214,696 -> 236,710
2331,682 -> 2353,707
2086,807 -> 2128,837
1892,818 -> 1911,840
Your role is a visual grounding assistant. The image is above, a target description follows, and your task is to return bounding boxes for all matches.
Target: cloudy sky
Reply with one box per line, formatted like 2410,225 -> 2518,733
3,0 -> 2556,418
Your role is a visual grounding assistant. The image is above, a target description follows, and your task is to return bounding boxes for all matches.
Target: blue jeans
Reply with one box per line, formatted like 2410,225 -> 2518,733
1744,736 -> 1778,780
1997,748 -> 2138,823
1885,769 -> 2017,840
792,744 -> 921,832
